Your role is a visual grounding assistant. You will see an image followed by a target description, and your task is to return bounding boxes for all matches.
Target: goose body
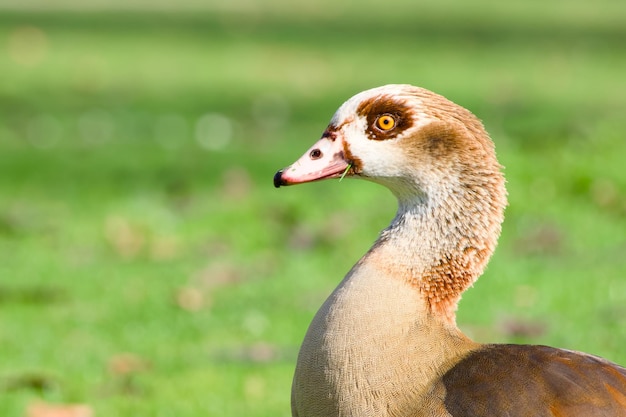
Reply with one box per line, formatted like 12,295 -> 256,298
274,85 -> 626,417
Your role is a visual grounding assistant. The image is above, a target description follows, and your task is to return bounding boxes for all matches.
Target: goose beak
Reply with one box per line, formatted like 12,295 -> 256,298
274,136 -> 350,188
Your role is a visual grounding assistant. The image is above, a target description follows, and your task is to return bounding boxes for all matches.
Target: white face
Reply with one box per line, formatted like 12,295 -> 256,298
275,84 -> 458,197
330,85 -> 436,181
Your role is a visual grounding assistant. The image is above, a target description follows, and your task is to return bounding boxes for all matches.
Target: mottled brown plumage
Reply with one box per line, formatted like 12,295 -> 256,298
274,85 -> 626,416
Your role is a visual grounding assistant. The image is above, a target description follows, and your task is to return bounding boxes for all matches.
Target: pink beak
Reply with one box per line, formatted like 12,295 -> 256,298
274,135 -> 350,188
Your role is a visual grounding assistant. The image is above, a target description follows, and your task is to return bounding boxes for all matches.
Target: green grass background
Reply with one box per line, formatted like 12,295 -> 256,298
1,1 -> 625,415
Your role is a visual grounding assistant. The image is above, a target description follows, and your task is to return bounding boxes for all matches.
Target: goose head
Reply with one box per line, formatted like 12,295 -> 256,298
274,84 -> 507,321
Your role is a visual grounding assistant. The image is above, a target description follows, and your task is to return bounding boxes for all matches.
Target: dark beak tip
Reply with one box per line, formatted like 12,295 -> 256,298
273,170 -> 284,188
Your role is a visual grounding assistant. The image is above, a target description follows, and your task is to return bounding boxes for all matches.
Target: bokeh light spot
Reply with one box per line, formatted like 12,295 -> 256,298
195,113 -> 232,151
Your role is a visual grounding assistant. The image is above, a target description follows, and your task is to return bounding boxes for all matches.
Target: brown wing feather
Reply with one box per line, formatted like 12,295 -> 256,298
442,344 -> 626,416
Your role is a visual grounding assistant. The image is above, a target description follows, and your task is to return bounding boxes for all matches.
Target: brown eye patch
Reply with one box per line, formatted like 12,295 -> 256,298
356,94 -> 414,141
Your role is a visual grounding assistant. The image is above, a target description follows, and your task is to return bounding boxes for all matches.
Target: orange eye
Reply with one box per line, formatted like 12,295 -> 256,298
376,114 -> 396,131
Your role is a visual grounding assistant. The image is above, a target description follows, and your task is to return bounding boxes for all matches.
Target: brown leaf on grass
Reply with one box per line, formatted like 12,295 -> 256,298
192,261 -> 243,288
175,261 -> 244,312
0,212 -> 19,236
285,212 -> 357,251
212,342 -> 293,364
149,235 -> 180,261
512,222 -> 564,256
323,212 -> 356,243
499,318 -> 547,339
220,167 -> 253,201
27,402 -> 93,417
107,353 -> 150,376
105,353 -> 150,396
175,286 -> 208,311
104,216 -> 146,259
590,178 -> 622,211
105,216 -> 181,261
247,343 -> 279,363
287,224 -> 317,251
203,239 -> 232,258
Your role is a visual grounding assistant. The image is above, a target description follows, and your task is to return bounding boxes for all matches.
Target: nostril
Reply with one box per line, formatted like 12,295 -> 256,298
310,149 -> 323,159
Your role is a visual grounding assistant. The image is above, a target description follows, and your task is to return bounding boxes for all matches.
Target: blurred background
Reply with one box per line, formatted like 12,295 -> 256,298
1,0 -> 625,415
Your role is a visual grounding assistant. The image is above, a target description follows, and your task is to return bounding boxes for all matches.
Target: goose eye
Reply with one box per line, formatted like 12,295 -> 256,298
376,114 -> 396,131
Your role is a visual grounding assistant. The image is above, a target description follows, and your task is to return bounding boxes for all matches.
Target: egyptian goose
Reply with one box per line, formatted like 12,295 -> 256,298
274,84 -> 626,417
